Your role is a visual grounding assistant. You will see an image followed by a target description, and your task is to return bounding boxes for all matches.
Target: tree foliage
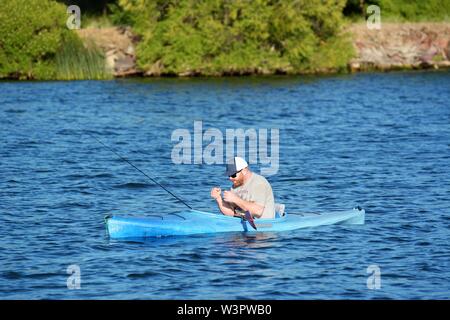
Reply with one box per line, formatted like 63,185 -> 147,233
118,0 -> 354,75
0,0 -> 69,79
0,0 -> 108,80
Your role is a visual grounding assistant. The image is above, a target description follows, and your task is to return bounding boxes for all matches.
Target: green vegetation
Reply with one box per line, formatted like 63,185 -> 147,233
344,0 -> 450,22
82,14 -> 114,29
55,37 -> 111,80
376,0 -> 450,22
116,0 -> 354,76
0,0 -> 65,79
1,0 -> 449,79
0,0 -> 110,80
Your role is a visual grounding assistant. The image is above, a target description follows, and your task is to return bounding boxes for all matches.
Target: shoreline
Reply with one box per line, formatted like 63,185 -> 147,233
2,22 -> 449,80
87,22 -> 449,78
2,68 -> 448,84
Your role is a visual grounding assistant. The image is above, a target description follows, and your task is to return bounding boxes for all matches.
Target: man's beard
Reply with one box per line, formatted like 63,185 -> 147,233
232,176 -> 245,188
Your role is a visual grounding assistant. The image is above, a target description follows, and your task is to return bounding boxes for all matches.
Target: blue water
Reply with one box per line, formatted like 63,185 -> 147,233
1,71 -> 449,299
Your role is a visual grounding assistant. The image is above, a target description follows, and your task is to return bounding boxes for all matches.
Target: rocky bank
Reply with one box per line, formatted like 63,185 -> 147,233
349,22 -> 450,71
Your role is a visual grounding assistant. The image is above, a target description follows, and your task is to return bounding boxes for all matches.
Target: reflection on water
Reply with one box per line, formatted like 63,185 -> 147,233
221,232 -> 280,249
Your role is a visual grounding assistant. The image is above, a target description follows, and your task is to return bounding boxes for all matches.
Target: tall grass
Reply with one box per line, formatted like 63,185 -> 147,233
83,14 -> 114,29
55,37 -> 112,80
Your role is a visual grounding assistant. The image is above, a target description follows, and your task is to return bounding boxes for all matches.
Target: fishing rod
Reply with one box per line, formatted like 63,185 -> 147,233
82,129 -> 193,210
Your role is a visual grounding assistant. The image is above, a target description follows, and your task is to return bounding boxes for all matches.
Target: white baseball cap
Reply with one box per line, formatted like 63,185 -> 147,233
225,157 -> 248,176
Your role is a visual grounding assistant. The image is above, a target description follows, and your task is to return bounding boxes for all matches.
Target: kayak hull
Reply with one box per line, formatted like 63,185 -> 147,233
105,207 -> 365,239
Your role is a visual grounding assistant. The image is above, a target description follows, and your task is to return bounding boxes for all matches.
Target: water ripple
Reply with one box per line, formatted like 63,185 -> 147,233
1,72 -> 449,299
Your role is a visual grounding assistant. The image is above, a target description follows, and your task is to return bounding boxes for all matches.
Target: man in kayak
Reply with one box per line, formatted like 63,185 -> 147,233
210,157 -> 275,219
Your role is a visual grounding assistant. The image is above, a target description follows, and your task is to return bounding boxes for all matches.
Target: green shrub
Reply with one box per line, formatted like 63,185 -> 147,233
0,0 -> 110,80
117,0 -> 355,75
344,0 -> 450,21
0,0 -> 67,79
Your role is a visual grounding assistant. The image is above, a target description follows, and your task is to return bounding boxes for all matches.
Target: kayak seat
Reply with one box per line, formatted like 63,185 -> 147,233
274,203 -> 286,218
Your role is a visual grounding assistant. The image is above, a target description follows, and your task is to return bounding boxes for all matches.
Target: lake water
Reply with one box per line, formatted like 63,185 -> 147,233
1,71 -> 449,299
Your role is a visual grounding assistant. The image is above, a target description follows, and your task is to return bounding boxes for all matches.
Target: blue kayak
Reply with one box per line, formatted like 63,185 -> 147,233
105,207 -> 365,239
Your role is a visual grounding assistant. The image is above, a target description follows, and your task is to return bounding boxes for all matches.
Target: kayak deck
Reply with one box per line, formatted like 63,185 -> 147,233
105,207 -> 365,239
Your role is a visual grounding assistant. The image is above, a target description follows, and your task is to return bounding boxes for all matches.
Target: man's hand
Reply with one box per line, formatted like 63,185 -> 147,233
223,190 -> 239,204
210,187 -> 222,200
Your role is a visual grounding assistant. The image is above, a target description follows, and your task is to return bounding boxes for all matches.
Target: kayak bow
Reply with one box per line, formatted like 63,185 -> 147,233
105,207 -> 365,239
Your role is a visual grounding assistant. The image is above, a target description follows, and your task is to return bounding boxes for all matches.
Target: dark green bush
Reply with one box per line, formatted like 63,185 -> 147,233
117,0 -> 354,75
376,0 -> 450,21
0,0 -> 110,80
344,0 -> 450,21
0,0 -> 68,79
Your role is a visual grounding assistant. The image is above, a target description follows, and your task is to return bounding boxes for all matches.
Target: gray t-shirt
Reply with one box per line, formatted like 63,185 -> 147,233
231,172 -> 275,219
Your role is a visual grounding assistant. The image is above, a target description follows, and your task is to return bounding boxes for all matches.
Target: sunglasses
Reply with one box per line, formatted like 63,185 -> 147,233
229,170 -> 242,178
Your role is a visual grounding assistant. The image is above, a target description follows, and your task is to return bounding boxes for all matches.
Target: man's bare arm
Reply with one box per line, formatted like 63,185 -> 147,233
233,197 -> 264,218
211,187 -> 235,216
223,191 -> 264,218
215,197 -> 235,216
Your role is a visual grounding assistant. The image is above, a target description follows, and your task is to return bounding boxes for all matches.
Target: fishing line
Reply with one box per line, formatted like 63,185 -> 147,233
82,129 -> 193,210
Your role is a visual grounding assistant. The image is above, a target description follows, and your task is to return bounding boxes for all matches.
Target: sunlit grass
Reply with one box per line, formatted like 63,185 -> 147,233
82,14 -> 114,29
55,37 -> 112,80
